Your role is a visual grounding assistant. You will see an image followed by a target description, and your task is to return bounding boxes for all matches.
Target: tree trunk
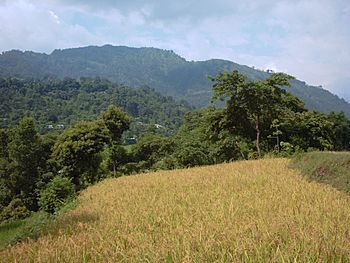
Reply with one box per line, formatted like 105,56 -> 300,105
256,115 -> 261,158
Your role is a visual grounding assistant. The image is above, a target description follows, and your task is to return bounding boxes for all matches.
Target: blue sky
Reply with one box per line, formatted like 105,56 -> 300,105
0,0 -> 349,101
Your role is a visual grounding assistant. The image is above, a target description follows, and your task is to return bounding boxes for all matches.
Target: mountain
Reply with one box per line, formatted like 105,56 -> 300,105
1,45 -> 350,117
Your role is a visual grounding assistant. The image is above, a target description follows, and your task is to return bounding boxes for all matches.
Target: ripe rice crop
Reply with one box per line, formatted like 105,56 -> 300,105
1,158 -> 350,262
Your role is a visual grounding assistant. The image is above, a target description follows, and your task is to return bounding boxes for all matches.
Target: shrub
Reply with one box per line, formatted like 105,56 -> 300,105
39,176 -> 75,214
0,198 -> 30,223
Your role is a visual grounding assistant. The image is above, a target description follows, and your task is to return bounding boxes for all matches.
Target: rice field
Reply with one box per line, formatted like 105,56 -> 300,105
1,158 -> 350,262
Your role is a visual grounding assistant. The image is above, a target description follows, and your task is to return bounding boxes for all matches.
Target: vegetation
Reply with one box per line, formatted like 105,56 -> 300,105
1,45 -> 350,116
2,70 -> 349,221
1,117 -> 44,212
2,159 -> 350,261
1,68 -> 350,257
291,151 -> 350,193
0,199 -> 77,249
211,71 -> 298,156
38,176 -> 75,214
121,71 -> 350,173
0,211 -> 51,249
0,105 -> 131,223
0,77 -> 192,136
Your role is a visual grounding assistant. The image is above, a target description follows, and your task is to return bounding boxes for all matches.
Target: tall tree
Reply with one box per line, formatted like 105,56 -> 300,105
211,71 -> 297,157
101,105 -> 132,176
52,120 -> 110,189
7,117 -> 42,209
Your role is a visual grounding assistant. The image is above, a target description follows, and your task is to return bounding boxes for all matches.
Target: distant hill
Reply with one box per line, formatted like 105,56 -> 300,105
1,45 -> 350,117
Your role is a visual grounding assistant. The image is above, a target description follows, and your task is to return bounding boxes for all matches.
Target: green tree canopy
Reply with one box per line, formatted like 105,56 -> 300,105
211,71 -> 303,157
101,105 -> 132,142
52,120 -> 110,189
7,117 -> 42,209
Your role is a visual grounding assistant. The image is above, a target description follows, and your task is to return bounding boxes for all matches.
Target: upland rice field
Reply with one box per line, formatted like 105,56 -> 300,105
2,159 -> 350,262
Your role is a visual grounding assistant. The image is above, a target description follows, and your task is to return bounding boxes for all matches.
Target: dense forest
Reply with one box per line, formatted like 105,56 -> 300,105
0,77 -> 192,136
1,70 -> 350,224
1,45 -> 350,116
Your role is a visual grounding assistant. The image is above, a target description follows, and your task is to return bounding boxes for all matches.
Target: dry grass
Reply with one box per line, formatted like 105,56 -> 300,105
2,158 -> 350,262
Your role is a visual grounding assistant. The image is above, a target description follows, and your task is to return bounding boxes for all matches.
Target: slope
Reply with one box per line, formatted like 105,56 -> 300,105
0,77 -> 192,135
1,45 -> 350,117
1,159 -> 350,262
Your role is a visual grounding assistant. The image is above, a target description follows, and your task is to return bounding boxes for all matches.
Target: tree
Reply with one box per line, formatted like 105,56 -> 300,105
132,133 -> 174,168
52,120 -> 110,189
101,105 -> 132,142
327,112 -> 350,150
211,71 -> 296,157
276,111 -> 349,151
101,105 -> 132,176
7,117 -> 42,210
0,129 -> 9,159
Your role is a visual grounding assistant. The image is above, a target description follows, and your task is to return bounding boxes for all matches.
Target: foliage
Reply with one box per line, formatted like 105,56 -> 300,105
327,112 -> 350,150
39,176 -> 75,214
0,77 -> 192,136
131,133 -> 174,169
0,128 -> 9,159
276,111 -> 350,151
211,71 -> 300,156
0,158 -> 13,207
127,106 -> 256,172
102,105 -> 132,142
0,198 -> 30,223
5,117 -> 43,211
1,46 -> 350,116
0,70 -> 349,231
103,144 -> 131,176
101,105 -> 133,176
209,70 -> 350,157
52,120 -> 110,189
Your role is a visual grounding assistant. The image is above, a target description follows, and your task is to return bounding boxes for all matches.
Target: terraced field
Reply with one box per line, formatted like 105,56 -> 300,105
2,158 -> 350,262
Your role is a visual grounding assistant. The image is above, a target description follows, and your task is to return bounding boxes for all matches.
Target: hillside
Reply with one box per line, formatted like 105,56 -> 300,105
291,152 -> 350,193
1,45 -> 350,117
2,159 -> 350,262
0,77 -> 192,135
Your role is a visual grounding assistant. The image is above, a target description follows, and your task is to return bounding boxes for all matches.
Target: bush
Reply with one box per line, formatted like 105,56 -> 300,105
153,155 -> 180,170
39,176 -> 75,214
173,142 -> 212,168
0,198 -> 30,223
0,182 -> 12,208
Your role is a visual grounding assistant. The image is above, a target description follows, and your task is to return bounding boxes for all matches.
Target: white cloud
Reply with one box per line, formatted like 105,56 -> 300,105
49,10 -> 60,24
0,0 -> 349,100
0,0 -> 104,52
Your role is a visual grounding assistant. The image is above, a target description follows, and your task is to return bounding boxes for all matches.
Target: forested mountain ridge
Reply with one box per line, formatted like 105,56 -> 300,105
1,45 -> 350,117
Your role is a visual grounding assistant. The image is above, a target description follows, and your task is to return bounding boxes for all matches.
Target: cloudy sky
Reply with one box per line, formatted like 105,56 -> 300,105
0,0 -> 349,100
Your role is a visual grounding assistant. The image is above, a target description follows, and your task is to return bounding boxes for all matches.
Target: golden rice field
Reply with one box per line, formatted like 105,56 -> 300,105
2,158 -> 350,262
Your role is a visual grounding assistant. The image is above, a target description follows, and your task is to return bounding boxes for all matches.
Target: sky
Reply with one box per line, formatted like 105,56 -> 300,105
0,0 -> 349,101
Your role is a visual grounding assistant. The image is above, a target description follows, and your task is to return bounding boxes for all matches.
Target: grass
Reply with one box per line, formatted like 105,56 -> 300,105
0,200 -> 76,250
0,212 -> 51,249
2,158 -> 350,262
291,151 -> 350,193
